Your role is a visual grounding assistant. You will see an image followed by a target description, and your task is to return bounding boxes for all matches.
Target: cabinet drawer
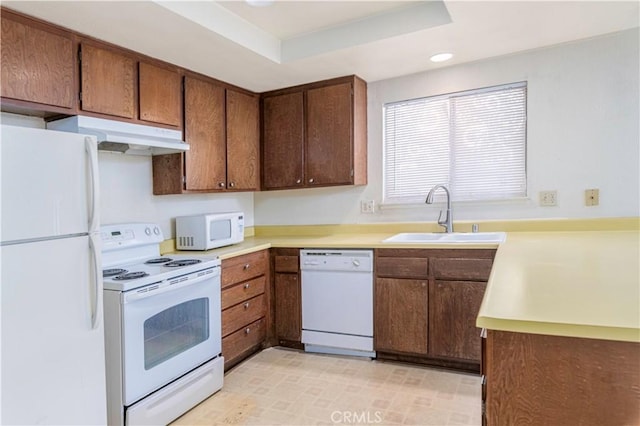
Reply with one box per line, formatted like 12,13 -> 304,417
221,294 -> 266,337
221,276 -> 266,310
221,251 -> 268,289
222,318 -> 266,364
431,258 -> 493,281
275,255 -> 298,273
377,257 -> 429,279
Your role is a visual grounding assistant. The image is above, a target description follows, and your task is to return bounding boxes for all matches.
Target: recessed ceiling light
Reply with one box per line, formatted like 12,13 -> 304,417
430,53 -> 453,63
246,0 -> 274,6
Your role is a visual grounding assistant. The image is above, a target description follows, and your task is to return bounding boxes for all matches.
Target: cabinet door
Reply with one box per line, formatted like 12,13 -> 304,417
375,278 -> 428,355
227,90 -> 260,191
138,62 -> 181,127
429,280 -> 486,362
306,82 -> 353,186
80,44 -> 135,119
184,76 -> 226,191
274,272 -> 301,342
262,92 -> 304,189
1,16 -> 75,109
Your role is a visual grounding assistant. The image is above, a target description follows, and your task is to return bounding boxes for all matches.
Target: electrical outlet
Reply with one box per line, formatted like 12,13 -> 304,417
361,200 -> 375,213
585,189 -> 599,206
539,190 -> 557,207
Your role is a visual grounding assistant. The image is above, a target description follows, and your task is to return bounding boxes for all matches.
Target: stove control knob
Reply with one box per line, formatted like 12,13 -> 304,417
145,227 -> 151,236
153,227 -> 160,235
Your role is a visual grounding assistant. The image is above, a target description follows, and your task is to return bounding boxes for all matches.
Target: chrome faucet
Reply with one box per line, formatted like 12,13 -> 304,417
425,184 -> 453,233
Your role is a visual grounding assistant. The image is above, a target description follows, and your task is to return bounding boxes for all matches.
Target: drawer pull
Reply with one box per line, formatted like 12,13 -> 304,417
245,328 -> 251,334
244,283 -> 250,289
243,264 -> 250,270
244,302 -> 250,309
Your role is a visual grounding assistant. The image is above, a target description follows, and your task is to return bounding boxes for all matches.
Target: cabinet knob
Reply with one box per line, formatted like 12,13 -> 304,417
296,179 -> 302,184
244,283 -> 250,289
244,302 -> 250,309
243,263 -> 250,270
218,182 -> 225,188
245,328 -> 251,334
229,182 -> 235,188
308,178 -> 314,183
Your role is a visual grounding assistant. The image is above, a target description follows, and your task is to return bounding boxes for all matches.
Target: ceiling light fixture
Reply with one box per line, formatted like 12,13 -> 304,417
430,53 -> 453,63
245,0 -> 274,6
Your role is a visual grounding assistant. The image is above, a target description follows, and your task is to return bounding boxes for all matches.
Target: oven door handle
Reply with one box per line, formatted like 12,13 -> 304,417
122,268 -> 219,304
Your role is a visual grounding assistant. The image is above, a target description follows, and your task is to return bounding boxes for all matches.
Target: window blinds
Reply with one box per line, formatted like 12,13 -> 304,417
384,82 -> 527,204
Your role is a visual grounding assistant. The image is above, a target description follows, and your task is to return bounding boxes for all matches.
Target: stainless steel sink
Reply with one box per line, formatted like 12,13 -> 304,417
383,232 -> 506,244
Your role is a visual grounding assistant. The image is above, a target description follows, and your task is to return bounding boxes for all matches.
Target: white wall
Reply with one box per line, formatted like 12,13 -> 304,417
254,28 -> 640,225
98,153 -> 254,237
1,112 -> 254,238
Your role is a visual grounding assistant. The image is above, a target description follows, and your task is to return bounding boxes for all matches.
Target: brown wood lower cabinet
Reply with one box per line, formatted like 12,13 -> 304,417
222,318 -> 266,368
220,250 -> 269,370
429,280 -> 486,362
483,330 -> 640,425
271,248 -> 302,347
375,278 -> 428,354
375,248 -> 495,372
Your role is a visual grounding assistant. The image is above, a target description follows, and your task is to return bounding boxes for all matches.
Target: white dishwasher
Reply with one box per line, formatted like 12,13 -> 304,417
300,249 -> 375,358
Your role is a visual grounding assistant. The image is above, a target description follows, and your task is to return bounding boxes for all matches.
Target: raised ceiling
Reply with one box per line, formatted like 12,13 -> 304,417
3,1 -> 639,92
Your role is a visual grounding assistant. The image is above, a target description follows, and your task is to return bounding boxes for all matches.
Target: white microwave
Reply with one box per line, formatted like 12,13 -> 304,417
176,212 -> 244,250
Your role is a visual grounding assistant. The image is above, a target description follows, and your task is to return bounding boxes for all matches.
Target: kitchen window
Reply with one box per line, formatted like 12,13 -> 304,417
383,82 -> 527,205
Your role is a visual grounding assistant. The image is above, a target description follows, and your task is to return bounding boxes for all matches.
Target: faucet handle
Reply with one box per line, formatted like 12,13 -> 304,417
437,210 -> 446,226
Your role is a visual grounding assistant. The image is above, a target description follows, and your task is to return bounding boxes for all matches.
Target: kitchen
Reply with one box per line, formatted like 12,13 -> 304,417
1,1 -> 639,425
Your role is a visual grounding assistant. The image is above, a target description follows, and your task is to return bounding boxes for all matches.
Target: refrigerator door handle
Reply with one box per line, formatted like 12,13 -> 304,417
85,136 -> 100,234
89,234 -> 102,330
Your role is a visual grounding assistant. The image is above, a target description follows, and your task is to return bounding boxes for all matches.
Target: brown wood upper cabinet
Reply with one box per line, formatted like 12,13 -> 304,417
183,76 -> 226,191
1,11 -> 75,112
261,75 -> 367,190
80,43 -> 136,119
226,89 -> 260,191
152,76 -> 260,194
138,62 -> 181,127
80,44 -> 183,128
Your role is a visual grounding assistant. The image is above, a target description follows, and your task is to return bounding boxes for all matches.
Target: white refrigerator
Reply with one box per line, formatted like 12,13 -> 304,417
0,125 -> 107,425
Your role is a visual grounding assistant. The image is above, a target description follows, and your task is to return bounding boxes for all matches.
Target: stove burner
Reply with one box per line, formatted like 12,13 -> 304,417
145,257 -> 173,265
113,271 -> 149,281
164,259 -> 202,267
103,268 -> 128,278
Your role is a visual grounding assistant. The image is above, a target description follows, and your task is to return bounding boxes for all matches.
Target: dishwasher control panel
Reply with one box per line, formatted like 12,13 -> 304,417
300,250 -> 373,272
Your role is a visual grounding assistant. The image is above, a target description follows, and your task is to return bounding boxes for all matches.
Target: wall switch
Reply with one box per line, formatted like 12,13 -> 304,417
539,190 -> 557,206
585,189 -> 599,206
361,200 -> 375,214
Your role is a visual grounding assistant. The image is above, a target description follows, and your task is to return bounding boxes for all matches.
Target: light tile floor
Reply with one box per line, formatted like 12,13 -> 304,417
172,348 -> 481,426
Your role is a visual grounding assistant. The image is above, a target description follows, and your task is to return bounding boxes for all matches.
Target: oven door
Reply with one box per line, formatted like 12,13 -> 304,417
121,268 -> 221,406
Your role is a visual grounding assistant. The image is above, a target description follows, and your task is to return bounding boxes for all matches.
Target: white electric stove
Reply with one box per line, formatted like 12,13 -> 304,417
101,223 -> 224,426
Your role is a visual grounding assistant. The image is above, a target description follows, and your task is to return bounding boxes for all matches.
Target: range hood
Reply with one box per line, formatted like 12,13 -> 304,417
46,116 -> 188,156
